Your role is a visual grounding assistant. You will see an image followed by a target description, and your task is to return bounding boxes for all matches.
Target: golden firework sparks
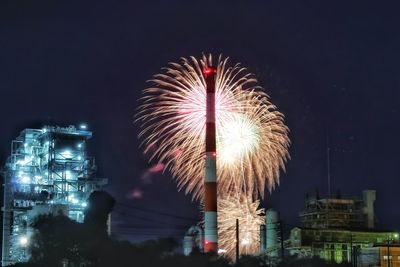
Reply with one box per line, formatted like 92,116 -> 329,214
137,55 -> 290,201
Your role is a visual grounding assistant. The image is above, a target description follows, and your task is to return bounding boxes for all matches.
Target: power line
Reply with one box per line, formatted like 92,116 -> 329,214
115,202 -> 200,222
112,210 -> 195,228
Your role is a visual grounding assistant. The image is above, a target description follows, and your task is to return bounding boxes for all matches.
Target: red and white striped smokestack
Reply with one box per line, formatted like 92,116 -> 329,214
203,66 -> 218,253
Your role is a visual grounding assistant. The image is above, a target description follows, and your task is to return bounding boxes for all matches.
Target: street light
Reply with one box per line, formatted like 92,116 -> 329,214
19,236 -> 29,247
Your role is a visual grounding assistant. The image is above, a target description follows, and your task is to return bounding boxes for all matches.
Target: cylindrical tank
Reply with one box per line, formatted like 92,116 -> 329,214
260,224 -> 266,253
266,209 -> 279,258
183,235 -> 195,256
182,226 -> 204,256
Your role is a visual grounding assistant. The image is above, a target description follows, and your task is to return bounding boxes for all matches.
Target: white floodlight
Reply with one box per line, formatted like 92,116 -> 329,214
19,236 -> 29,247
21,176 -> 31,184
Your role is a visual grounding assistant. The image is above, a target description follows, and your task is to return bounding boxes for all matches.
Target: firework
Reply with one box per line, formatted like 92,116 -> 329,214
137,55 -> 290,201
217,195 -> 265,259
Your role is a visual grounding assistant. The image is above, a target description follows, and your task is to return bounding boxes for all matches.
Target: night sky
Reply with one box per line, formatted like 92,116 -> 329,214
1,1 -> 399,242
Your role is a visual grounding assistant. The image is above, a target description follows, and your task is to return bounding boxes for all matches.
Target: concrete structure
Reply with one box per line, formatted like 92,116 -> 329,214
1,125 -> 107,266
288,190 -> 399,264
183,226 -> 204,256
203,66 -> 218,253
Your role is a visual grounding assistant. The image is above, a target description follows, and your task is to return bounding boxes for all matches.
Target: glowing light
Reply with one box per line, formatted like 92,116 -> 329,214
148,163 -> 165,173
65,170 -> 72,180
18,157 -> 31,166
61,150 -> 72,159
203,67 -> 216,75
218,249 -> 227,254
68,195 -> 79,204
21,176 -> 31,184
81,202 -> 88,208
137,55 -> 290,201
79,124 -> 87,130
19,236 -> 29,247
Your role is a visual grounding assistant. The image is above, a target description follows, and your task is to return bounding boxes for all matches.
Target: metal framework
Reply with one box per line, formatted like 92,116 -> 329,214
2,125 -> 107,266
288,190 -> 398,264
299,198 -> 365,229
299,190 -> 376,229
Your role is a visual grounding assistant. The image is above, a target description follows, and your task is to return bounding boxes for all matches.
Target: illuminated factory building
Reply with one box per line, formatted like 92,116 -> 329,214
288,190 -> 400,265
1,125 -> 107,266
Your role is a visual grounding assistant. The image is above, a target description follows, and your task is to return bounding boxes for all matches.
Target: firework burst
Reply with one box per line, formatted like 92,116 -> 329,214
137,55 -> 290,201
217,195 -> 265,259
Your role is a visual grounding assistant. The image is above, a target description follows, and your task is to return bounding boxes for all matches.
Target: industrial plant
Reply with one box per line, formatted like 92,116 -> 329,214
1,125 -> 107,266
183,190 -> 400,266
2,125 -> 399,267
287,190 -> 400,266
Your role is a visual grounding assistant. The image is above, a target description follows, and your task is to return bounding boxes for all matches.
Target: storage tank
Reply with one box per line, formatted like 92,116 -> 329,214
183,226 -> 203,256
260,224 -> 267,253
266,209 -> 279,258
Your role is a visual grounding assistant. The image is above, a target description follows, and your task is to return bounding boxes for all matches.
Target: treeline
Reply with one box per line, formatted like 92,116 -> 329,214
10,191 -> 346,267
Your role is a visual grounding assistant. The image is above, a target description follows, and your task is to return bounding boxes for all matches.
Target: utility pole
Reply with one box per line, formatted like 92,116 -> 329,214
279,220 -> 284,261
203,66 -> 218,253
236,218 -> 239,262
350,235 -> 358,267
327,133 -> 331,197
350,234 -> 353,267
354,246 -> 357,267
387,238 -> 391,267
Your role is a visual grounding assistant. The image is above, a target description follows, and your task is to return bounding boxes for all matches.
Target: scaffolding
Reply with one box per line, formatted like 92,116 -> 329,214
288,190 -> 399,265
299,190 -> 375,229
1,125 -> 107,266
299,198 -> 365,229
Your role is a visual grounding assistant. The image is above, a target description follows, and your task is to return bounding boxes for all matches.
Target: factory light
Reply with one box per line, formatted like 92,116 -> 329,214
21,176 -> 31,184
81,202 -> 88,208
218,249 -> 227,254
68,195 -> 79,204
61,150 -> 72,159
18,158 -> 30,166
19,236 -> 29,247
79,124 -> 87,130
65,170 -> 72,180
